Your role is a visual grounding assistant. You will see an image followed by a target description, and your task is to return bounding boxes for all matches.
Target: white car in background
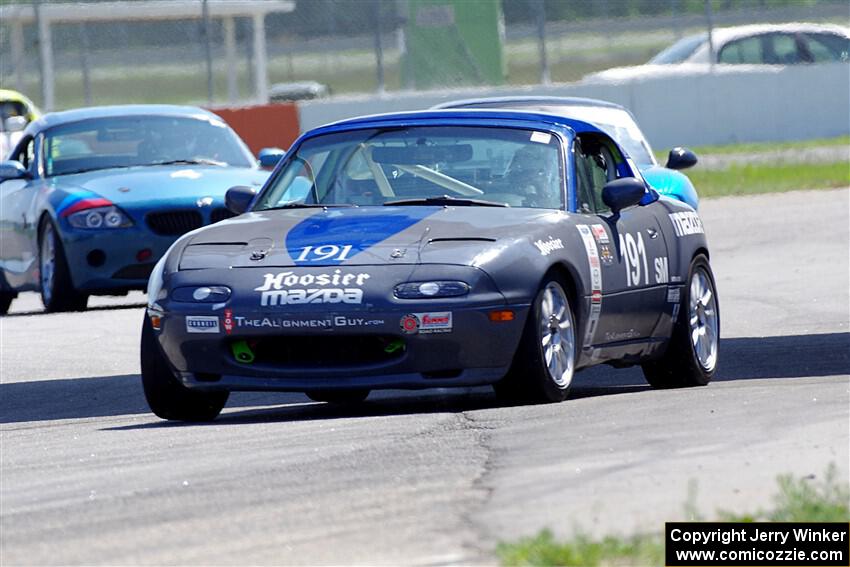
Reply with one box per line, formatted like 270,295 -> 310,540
585,23 -> 849,82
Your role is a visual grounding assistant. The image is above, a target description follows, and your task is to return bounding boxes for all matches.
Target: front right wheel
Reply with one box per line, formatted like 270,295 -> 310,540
141,315 -> 229,421
495,277 -> 576,403
642,254 -> 719,388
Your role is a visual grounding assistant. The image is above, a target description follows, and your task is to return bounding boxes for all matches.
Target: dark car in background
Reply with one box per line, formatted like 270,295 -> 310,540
0,105 -> 281,314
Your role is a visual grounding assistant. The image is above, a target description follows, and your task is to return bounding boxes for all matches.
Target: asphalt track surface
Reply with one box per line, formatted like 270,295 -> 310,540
1,189 -> 848,565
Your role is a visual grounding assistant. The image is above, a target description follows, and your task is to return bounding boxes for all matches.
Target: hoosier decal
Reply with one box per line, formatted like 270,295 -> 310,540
255,270 -> 371,306
669,211 -> 704,237
534,237 -> 564,256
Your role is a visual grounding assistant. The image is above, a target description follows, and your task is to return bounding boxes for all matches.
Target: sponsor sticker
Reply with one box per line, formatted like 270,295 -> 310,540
576,225 -> 604,348
667,288 -> 681,304
590,224 -> 609,244
534,237 -> 564,256
400,314 -> 420,334
668,211 -> 704,237
530,131 -> 552,144
604,329 -> 640,342
223,309 -> 234,335
255,269 -> 371,307
599,244 -> 614,266
186,315 -> 219,334
399,312 -> 452,335
233,315 -> 385,329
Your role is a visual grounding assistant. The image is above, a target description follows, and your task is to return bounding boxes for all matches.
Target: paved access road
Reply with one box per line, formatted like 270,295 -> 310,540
2,189 -> 848,565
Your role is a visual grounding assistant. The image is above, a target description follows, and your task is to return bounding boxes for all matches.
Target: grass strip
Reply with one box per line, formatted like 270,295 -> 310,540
691,136 -> 849,156
691,161 -> 849,199
497,465 -> 849,566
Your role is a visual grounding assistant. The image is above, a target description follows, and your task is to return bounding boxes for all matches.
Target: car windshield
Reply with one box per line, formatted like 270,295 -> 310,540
254,126 -> 565,210
649,33 -> 707,64
43,115 -> 255,177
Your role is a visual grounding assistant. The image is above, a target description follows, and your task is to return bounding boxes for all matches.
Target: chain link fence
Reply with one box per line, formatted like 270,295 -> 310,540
0,0 -> 846,111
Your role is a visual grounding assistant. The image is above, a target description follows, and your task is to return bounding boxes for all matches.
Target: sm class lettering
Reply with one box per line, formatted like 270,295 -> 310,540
619,232 -> 668,287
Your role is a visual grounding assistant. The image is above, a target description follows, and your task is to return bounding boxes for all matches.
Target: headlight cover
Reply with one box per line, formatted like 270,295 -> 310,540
171,286 -> 232,303
394,281 -> 469,299
68,206 -> 132,229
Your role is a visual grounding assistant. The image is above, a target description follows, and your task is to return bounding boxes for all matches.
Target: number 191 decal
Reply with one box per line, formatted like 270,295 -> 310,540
620,232 -> 648,287
296,244 -> 353,262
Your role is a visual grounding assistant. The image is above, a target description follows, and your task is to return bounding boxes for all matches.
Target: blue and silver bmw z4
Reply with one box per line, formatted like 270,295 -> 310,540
0,105 -> 281,313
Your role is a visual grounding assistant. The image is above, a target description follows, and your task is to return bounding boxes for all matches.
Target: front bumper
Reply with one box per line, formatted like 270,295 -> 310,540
154,264 -> 530,393
63,226 -> 179,292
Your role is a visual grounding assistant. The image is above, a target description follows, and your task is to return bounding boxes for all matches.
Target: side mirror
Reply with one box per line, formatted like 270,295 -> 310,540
257,147 -> 285,169
665,147 -> 698,170
602,177 -> 646,214
0,160 -> 31,182
225,185 -> 256,215
4,116 -> 27,133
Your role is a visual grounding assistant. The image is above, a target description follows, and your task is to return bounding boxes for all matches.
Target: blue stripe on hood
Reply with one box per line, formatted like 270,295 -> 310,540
286,207 -> 439,265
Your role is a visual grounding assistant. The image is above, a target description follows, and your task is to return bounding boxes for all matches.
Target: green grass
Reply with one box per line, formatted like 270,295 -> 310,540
497,466 -> 849,567
688,161 -> 849,198
497,530 -> 663,567
691,136 -> 850,156
721,465 -> 850,523
653,136 -> 850,163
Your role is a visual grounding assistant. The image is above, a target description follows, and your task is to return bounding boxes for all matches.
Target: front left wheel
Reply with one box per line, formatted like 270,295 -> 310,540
141,315 -> 229,421
495,277 -> 577,403
39,220 -> 88,312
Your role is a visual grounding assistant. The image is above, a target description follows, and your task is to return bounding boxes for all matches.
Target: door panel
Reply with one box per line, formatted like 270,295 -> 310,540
584,204 -> 669,347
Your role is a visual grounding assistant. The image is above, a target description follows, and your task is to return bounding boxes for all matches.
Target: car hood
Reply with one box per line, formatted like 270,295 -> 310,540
179,205 -> 566,270
52,165 -> 268,207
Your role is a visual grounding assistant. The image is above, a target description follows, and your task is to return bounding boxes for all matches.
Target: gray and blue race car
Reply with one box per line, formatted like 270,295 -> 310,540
142,109 -> 719,421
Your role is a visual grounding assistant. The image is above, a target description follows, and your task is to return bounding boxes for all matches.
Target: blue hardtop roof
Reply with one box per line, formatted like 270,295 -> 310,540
433,95 -> 627,111
27,104 -> 223,134
304,109 -> 606,140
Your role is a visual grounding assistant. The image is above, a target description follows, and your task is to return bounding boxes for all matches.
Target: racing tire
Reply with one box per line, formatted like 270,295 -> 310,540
642,254 -> 719,388
39,219 -> 88,312
0,292 -> 16,315
140,315 -> 229,421
306,389 -> 370,404
495,277 -> 577,403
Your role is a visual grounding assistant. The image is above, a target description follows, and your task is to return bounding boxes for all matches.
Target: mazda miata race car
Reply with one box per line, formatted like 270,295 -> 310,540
142,109 -> 719,421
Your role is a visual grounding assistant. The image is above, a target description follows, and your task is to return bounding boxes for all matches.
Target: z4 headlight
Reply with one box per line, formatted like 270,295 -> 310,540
68,206 -> 133,229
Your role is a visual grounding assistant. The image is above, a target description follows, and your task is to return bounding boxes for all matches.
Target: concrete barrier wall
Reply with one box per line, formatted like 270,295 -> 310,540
296,63 -> 850,150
